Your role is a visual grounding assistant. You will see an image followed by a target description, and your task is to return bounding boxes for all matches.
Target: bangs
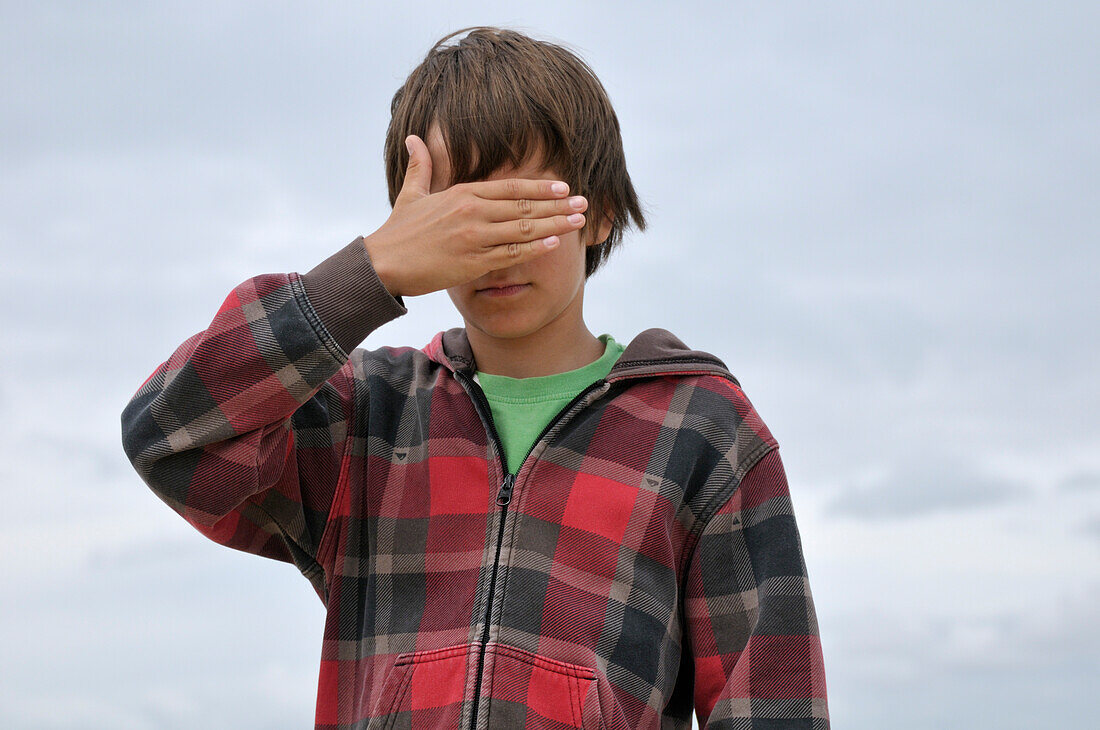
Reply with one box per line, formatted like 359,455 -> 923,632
418,47 -> 575,186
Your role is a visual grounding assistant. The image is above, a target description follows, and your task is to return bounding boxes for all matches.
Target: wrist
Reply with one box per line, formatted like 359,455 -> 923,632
361,234 -> 403,299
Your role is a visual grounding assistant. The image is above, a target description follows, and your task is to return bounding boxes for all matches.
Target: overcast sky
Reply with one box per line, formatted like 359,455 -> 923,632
2,2 -> 1097,728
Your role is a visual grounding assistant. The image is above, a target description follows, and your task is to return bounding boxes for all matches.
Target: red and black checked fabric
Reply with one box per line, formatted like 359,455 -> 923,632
121,269 -> 829,728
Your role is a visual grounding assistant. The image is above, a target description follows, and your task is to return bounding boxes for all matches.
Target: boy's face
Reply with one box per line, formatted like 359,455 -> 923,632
424,123 -> 612,344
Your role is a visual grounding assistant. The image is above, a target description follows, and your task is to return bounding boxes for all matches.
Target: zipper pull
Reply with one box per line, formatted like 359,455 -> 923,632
496,473 -> 515,506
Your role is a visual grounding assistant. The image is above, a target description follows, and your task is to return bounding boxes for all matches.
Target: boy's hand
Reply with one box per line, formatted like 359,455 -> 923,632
362,134 -> 588,298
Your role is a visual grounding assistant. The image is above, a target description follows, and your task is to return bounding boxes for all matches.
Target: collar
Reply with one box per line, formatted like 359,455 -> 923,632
422,327 -> 738,386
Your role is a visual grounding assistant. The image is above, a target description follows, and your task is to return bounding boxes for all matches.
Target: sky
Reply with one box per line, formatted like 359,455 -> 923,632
1,2 -> 1097,728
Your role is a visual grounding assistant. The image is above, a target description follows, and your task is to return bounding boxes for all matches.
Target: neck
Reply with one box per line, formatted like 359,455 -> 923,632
467,317 -> 605,379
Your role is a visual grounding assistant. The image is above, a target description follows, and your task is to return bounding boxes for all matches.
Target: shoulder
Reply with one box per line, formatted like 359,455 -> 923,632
662,373 -> 782,531
700,374 -> 775,440
615,325 -> 778,449
675,372 -> 779,457
342,342 -> 444,389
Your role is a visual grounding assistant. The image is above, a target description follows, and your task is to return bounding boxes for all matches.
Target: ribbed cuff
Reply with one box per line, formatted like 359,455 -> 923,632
299,236 -> 408,355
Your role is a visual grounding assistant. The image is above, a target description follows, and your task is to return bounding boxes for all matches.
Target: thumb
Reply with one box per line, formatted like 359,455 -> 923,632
398,134 -> 432,202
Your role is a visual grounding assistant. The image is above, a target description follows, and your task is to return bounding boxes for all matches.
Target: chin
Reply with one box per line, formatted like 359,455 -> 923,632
468,314 -> 542,340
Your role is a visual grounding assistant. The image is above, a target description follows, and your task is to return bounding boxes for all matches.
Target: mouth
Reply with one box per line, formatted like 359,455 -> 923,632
476,283 -> 531,297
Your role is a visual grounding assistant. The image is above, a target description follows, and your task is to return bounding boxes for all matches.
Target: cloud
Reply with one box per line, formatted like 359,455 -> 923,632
824,451 -> 1030,520
1080,514 -> 1100,542
825,582 -> 1100,727
1059,471 -> 1100,493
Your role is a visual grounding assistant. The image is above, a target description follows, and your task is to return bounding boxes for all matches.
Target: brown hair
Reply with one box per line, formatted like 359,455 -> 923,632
383,25 -> 649,280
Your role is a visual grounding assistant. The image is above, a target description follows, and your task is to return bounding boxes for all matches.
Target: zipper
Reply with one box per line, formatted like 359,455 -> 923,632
496,471 -> 515,506
452,356 -> 713,728
454,371 -> 611,729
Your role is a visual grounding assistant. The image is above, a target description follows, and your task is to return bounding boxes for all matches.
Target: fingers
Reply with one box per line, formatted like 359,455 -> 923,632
479,193 -> 588,223
486,237 -> 562,267
472,177 -> 570,201
481,212 -> 586,249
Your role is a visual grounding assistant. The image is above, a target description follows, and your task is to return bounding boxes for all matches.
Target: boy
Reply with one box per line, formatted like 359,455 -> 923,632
121,25 -> 829,729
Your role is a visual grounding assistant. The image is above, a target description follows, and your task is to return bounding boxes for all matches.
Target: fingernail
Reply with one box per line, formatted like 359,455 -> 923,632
551,182 -> 568,194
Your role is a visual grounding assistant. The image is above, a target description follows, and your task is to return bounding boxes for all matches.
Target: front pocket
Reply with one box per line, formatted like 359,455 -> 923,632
367,642 -> 475,729
484,644 -> 603,729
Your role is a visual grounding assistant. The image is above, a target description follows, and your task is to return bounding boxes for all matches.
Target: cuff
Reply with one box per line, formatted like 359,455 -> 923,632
299,235 -> 408,355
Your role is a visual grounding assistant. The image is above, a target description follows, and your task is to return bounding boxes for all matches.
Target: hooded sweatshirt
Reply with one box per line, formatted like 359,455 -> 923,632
120,236 -> 830,729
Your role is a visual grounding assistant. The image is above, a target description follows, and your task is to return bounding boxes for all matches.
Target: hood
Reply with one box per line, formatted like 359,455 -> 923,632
422,326 -> 740,386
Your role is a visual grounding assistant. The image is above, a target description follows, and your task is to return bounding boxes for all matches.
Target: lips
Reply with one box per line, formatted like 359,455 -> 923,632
477,283 -> 528,291
476,283 -> 531,297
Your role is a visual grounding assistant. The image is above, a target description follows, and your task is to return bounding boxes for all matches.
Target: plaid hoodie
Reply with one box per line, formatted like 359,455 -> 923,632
120,236 -> 829,729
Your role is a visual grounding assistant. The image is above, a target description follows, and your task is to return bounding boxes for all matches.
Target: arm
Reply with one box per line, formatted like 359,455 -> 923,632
119,236 -> 406,601
683,446 -> 830,728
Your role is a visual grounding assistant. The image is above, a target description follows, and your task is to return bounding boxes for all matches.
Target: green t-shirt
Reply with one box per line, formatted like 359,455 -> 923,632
473,333 -> 625,476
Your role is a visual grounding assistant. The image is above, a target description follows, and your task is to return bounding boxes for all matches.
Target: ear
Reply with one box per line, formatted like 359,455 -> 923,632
585,211 -> 615,247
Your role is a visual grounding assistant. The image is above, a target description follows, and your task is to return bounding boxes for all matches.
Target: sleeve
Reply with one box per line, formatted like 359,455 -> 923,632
120,236 -> 406,602
683,445 -> 830,728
